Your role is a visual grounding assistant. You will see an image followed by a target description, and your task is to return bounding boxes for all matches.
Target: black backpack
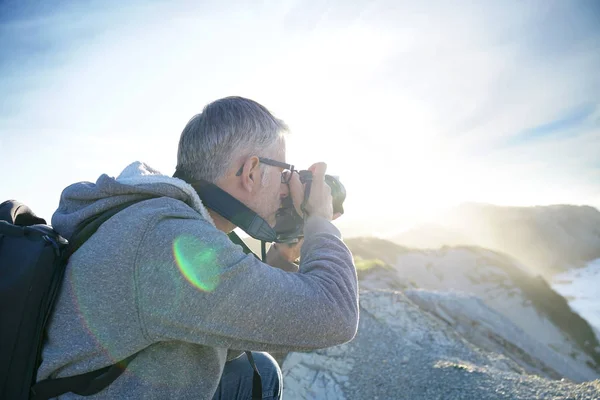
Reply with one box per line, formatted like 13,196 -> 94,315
0,200 -> 138,399
0,200 -> 264,400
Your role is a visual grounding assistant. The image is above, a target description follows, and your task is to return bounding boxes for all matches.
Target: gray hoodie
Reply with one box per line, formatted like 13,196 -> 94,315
37,162 -> 359,399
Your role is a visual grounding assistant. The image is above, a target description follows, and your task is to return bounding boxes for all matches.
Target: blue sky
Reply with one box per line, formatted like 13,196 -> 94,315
1,0 -> 599,231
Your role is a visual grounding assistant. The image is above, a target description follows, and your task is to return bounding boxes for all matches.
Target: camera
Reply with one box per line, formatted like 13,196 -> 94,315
273,171 -> 346,243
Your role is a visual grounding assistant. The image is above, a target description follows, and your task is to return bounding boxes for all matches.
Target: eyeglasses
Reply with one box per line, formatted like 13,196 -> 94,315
235,157 -> 296,184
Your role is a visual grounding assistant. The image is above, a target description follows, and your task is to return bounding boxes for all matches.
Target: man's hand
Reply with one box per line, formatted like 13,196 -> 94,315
288,162 -> 334,220
266,239 -> 303,272
274,239 -> 304,262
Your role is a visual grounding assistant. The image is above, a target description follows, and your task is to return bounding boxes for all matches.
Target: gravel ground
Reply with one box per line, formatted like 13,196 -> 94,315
282,290 -> 600,399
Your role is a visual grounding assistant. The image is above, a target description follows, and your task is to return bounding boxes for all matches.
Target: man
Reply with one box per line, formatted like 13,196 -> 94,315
37,96 -> 359,399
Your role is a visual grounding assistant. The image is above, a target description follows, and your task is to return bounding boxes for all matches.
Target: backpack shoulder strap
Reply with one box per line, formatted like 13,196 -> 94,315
31,199 -> 148,400
65,199 -> 146,258
30,353 -> 138,399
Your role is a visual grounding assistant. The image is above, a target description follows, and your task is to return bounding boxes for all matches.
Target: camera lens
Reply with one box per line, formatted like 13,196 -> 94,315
324,175 -> 346,215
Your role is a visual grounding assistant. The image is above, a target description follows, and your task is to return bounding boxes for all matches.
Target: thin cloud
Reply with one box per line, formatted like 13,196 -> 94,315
503,103 -> 598,147
1,0 -> 599,220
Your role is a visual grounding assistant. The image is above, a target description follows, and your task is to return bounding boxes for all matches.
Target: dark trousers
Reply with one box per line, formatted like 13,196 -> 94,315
212,352 -> 282,400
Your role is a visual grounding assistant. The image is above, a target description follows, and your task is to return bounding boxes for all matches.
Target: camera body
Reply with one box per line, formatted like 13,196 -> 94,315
274,171 -> 346,243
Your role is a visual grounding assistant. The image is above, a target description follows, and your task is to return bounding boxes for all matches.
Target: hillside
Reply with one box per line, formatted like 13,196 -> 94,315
392,203 -> 600,277
272,236 -> 600,398
346,237 -> 600,382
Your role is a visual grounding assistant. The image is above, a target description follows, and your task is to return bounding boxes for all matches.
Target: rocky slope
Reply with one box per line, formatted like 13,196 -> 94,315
282,291 -> 600,399
274,237 -> 600,398
347,237 -> 600,382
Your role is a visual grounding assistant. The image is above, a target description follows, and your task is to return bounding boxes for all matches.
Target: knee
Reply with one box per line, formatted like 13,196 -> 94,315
250,352 -> 282,399
215,352 -> 282,400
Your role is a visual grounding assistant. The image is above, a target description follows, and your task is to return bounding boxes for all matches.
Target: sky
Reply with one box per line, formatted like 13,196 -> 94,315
1,0 -> 599,234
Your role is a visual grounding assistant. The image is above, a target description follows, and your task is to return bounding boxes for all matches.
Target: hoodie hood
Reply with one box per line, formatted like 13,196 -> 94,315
51,161 -> 215,239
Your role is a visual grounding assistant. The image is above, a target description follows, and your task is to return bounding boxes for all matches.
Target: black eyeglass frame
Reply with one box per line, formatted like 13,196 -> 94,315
235,157 -> 296,184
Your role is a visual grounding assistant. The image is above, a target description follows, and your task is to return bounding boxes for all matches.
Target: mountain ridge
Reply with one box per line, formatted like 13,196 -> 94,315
389,203 -> 600,277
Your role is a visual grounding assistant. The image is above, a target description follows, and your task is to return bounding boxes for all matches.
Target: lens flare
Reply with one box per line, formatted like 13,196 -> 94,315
65,236 -> 219,389
173,235 -> 220,292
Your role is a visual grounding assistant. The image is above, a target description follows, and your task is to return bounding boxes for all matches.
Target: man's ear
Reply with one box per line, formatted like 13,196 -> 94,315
240,156 -> 261,192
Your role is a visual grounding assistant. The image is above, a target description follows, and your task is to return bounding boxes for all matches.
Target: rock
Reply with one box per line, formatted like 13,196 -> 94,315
346,238 -> 600,382
282,291 -> 600,399
404,289 -> 576,380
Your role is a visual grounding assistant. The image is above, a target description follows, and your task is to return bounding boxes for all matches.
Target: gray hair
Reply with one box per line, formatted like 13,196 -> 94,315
176,96 -> 289,183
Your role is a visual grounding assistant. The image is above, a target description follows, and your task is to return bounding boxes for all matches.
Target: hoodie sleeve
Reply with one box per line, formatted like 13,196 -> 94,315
135,206 -> 359,353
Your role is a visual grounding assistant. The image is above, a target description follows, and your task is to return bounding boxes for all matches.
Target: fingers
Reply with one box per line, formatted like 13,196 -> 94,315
305,162 -> 333,220
285,237 -> 304,248
308,162 -> 327,179
272,238 -> 304,262
289,162 -> 334,220
287,171 -> 305,216
308,162 -> 332,198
